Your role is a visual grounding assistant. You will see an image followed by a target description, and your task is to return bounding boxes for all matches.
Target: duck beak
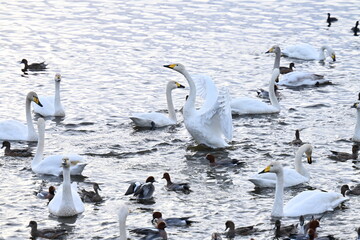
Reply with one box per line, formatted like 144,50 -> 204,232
259,165 -> 271,174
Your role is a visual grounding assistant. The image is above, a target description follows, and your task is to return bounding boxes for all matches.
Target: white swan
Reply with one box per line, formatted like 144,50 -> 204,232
352,102 -> 360,142
33,73 -> 65,117
282,43 -> 336,61
31,118 -> 87,176
48,157 -> 85,217
0,91 -> 43,141
259,162 -> 348,217
129,80 -> 185,128
249,144 -> 313,188
118,204 -> 129,240
230,68 -> 281,115
164,64 -> 232,149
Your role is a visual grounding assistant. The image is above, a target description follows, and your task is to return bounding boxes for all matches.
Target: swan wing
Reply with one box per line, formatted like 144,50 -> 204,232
0,120 -> 28,141
279,72 -> 329,87
249,168 -> 308,188
192,74 -> 219,113
71,182 -> 85,213
282,43 -> 319,60
33,154 -> 86,176
130,112 -> 175,127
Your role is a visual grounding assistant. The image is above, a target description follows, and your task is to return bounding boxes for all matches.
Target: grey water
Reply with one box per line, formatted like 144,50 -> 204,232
0,0 -> 360,239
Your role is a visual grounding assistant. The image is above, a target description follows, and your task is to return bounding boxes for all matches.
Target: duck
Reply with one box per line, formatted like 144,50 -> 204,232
151,211 -> 195,227
256,85 -> 281,100
125,176 -> 156,200
340,184 -> 360,196
205,154 -> 245,167
31,118 -> 87,176
280,63 -> 295,74
48,157 -> 85,217
307,228 -> 335,240
164,64 -> 233,149
352,21 -> 359,36
130,221 -> 168,240
118,204 -> 129,240
249,144 -> 313,188
130,81 -> 185,129
0,91 -> 43,141
36,186 -> 56,202
80,183 -> 103,203
282,43 -> 336,62
21,59 -> 47,72
162,172 -> 191,194
259,161 -> 348,217
291,130 -> 303,146
352,102 -> 360,142
32,73 -> 65,117
27,221 -> 67,239
1,141 -> 32,157
224,220 -> 255,238
274,219 -> 297,238
328,145 -> 359,161
327,13 -> 338,27
211,232 -> 222,240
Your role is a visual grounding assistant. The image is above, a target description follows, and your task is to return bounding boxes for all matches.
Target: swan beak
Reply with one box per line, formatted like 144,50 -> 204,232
176,82 -> 185,88
259,165 -> 271,174
164,64 -> 176,69
265,47 -> 274,53
307,155 -> 312,164
351,103 -> 359,108
331,54 -> 336,61
33,96 -> 43,107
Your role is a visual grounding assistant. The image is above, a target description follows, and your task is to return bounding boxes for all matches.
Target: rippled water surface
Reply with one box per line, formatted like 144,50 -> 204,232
1,0 -> 360,239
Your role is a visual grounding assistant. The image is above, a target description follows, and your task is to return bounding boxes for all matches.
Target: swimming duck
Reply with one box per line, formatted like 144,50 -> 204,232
256,85 -> 281,100
352,102 -> 360,142
32,73 -> 65,117
307,228 -> 335,240
80,183 -> 103,203
27,221 -> 67,239
162,172 -> 191,194
282,43 -> 336,62
36,186 -> 56,202
259,162 -> 348,217
205,154 -> 245,167
21,59 -> 47,72
164,64 -> 233,149
274,219 -> 297,238
352,21 -> 359,36
224,220 -> 255,238
151,211 -> 195,227
130,221 -> 168,240
280,63 -> 295,74
291,130 -> 303,146
130,81 -> 185,128
249,144 -> 313,188
341,184 -> 360,196
48,157 -> 85,217
0,91 -> 43,141
327,13 -> 338,27
1,141 -> 32,157
125,176 -> 156,200
328,145 -> 359,161
211,232 -> 222,240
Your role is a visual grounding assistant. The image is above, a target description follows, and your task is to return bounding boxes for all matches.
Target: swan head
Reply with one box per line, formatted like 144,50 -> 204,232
259,162 -> 282,174
352,102 -> 360,110
55,73 -> 61,82
27,91 -> 43,107
266,45 -> 281,55
62,157 -> 70,169
321,46 -> 336,61
305,145 -> 313,164
167,80 -> 185,90
164,63 -> 186,74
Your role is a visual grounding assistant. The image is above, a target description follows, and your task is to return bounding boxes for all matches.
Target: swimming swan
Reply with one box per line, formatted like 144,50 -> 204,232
352,102 -> 360,142
0,91 -> 43,141
31,118 -> 87,176
130,80 -> 185,128
282,43 -> 336,62
230,68 -> 281,115
118,204 -> 129,240
249,144 -> 313,188
33,73 -> 65,117
48,157 -> 85,217
164,63 -> 232,149
259,162 -> 348,217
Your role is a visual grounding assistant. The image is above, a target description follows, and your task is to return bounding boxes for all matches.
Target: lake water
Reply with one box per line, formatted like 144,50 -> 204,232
1,0 -> 360,239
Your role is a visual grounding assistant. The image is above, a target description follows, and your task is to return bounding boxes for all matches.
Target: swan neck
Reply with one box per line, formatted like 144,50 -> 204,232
54,80 -> 61,111
355,109 -> 360,139
319,46 -> 326,60
26,98 -> 36,140
165,84 -> 177,122
32,123 -> 45,167
269,72 -> 280,109
181,70 -> 196,116
62,167 -> 74,207
272,169 -> 284,217
294,144 -> 310,178
273,48 -> 280,69
119,219 -> 127,240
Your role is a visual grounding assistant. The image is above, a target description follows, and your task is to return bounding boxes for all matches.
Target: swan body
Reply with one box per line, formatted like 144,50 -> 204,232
249,144 -> 313,188
0,91 -> 43,141
33,73 -> 65,117
31,118 -> 87,176
164,64 -> 232,149
278,71 -> 329,87
118,204 -> 129,240
282,43 -> 336,61
48,158 -> 85,217
130,81 -> 185,128
352,102 -> 360,142
260,162 -> 348,217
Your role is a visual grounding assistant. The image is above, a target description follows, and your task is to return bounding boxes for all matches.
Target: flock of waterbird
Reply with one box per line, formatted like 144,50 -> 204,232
1,13 -> 360,240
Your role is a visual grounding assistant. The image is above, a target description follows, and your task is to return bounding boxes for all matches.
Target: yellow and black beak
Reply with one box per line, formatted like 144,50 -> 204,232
259,165 -> 271,174
351,103 -> 359,108
266,47 -> 275,54
331,54 -> 336,62
307,155 -> 312,164
164,64 -> 176,69
176,82 -> 185,88
33,96 -> 43,107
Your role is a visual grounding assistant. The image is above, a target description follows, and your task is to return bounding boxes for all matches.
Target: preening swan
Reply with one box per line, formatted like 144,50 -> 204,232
282,43 -> 336,61
164,63 -> 232,149
33,73 -> 65,117
31,118 -> 87,176
230,68 -> 281,115
130,80 -> 185,128
48,157 -> 85,217
259,162 -> 348,217
352,102 -> 360,142
118,204 -> 129,240
249,144 -> 313,188
0,91 -> 42,141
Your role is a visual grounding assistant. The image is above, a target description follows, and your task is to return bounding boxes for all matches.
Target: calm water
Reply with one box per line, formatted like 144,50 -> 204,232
1,0 -> 360,239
